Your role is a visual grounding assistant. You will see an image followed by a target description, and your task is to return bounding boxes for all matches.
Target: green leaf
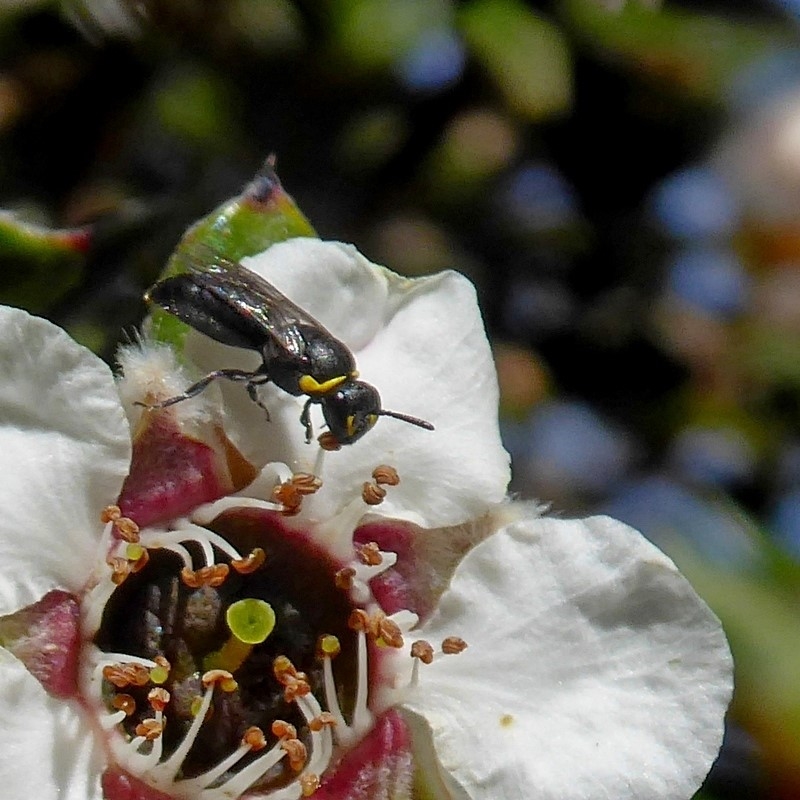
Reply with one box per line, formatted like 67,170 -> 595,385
460,0 -> 573,121
0,212 -> 87,313
148,160 -> 316,349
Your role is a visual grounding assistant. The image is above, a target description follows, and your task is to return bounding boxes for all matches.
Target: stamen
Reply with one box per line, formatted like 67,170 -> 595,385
442,636 -> 468,655
243,726 -> 267,750
300,774 -> 321,797
334,567 -> 356,591
107,556 -> 131,585
289,473 -> 323,495
361,481 -> 386,506
114,516 -> 141,543
112,694 -> 137,716
202,669 -> 238,693
150,656 -> 171,685
148,688 -> 170,713
273,482 -> 303,516
317,432 -> 341,451
281,738 -> 307,772
308,713 -> 336,733
271,720 -> 297,739
231,547 -> 266,574
135,718 -> 164,741
273,656 -> 312,704
410,640 -> 434,665
356,542 -> 383,566
181,563 -> 230,588
101,505 -> 122,524
103,662 -> 152,688
372,465 -> 400,486
130,550 -> 150,574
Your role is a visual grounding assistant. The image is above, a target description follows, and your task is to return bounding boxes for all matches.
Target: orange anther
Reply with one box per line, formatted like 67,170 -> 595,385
242,726 -> 267,751
361,481 -> 386,506
372,465 -> 400,486
442,636 -> 468,655
410,640 -> 434,664
147,687 -> 170,712
231,547 -> 266,574
281,738 -> 307,771
356,541 -> 383,566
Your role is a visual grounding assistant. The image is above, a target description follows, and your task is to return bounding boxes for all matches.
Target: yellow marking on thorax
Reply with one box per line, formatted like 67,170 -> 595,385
299,374 -> 349,395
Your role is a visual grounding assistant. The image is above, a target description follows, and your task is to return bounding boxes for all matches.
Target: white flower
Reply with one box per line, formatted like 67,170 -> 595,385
174,238 -> 510,529
0,242 -> 731,800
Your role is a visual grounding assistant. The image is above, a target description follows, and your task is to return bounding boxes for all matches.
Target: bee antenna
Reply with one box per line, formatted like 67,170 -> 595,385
379,409 -> 435,431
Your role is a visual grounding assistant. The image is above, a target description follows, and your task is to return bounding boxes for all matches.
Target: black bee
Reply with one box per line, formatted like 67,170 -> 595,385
140,252 -> 434,447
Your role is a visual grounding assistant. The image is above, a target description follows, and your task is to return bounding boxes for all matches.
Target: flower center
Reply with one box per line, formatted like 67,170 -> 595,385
87,509 -> 374,800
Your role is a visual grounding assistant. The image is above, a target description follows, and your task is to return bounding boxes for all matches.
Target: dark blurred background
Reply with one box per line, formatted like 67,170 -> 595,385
2,1 -> 800,797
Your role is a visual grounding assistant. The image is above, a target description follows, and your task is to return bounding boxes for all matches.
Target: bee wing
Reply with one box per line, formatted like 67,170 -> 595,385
175,246 -> 332,358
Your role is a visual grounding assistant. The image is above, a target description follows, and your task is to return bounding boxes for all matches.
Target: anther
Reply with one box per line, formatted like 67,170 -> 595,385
242,726 -> 267,751
361,481 -> 386,506
290,473 -> 323,495
103,663 -> 151,688
107,557 -> 131,586
112,693 -> 137,716
316,634 -> 341,660
356,541 -> 383,566
202,669 -> 238,692
150,656 -> 171,684
273,656 -> 311,702
372,465 -> 400,486
114,516 -> 140,543
410,640 -> 434,665
148,687 -> 171,712
181,563 -> 230,588
334,566 -> 356,591
127,544 -> 150,573
271,720 -> 297,739
377,616 -> 404,649
281,738 -> 307,772
317,432 -> 341,451
442,636 -> 468,655
300,774 -> 321,797
135,718 -> 164,741
309,712 -> 336,732
273,482 -> 303,516
347,609 -> 370,632
101,505 -> 122,524
231,547 -> 266,574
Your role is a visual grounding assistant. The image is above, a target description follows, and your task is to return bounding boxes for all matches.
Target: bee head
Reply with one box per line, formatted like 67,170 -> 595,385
320,380 -> 434,446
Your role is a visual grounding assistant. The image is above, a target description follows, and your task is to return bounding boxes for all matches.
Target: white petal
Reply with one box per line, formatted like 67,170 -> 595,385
401,515 -> 732,800
0,650 -> 103,800
184,239 -> 509,528
0,308 -> 131,612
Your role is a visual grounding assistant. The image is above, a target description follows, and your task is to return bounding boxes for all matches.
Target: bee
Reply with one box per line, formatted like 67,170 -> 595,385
140,252 -> 434,447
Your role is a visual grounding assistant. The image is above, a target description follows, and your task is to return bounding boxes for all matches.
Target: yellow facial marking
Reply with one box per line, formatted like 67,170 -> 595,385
298,374 -> 348,395
367,413 -> 378,429
346,415 -> 357,438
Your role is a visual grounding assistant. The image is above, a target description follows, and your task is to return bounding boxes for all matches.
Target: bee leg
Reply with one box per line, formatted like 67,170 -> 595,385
245,376 -> 272,420
300,398 -> 314,443
135,368 -> 263,410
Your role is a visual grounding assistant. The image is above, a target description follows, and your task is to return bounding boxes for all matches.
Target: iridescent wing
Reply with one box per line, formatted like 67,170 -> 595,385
168,246 -> 335,358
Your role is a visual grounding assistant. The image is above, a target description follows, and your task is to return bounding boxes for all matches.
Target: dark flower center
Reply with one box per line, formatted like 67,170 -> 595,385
96,509 -> 357,790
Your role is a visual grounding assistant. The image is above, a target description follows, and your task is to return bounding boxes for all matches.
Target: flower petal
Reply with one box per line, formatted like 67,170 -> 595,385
184,239 -> 509,528
0,651 -> 103,800
0,308 -> 131,612
400,515 -> 732,800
